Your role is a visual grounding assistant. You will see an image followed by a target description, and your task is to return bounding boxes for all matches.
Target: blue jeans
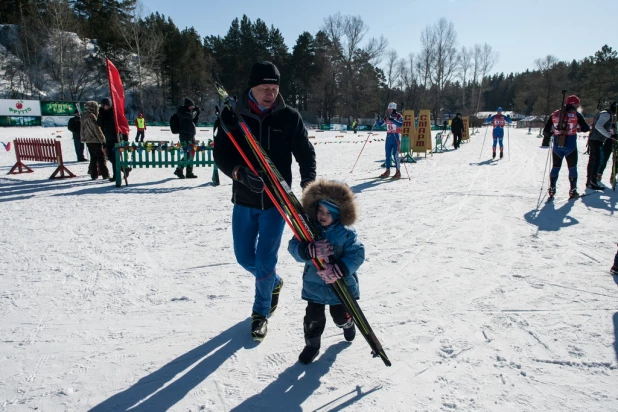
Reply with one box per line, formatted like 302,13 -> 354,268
385,135 -> 400,169
232,204 -> 285,316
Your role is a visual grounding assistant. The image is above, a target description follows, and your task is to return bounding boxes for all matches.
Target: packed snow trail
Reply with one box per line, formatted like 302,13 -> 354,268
0,126 -> 616,411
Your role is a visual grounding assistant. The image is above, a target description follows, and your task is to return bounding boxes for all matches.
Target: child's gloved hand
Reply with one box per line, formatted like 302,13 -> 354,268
306,239 -> 333,259
317,263 -> 344,284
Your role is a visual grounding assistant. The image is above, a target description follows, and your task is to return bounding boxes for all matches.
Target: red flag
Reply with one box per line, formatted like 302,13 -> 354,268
105,58 -> 130,135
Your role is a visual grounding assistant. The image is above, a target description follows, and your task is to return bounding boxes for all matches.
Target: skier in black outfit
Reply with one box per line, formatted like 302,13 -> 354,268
214,61 -> 316,341
450,113 -> 464,149
97,97 -> 129,181
174,98 -> 200,179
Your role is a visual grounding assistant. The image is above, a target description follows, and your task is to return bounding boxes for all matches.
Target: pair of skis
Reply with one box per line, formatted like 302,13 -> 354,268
212,74 -> 391,367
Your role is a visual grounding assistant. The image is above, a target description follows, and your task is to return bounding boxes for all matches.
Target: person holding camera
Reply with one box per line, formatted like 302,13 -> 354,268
174,98 -> 200,179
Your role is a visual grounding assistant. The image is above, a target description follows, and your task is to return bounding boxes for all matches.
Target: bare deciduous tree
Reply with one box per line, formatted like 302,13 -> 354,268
117,0 -> 163,111
459,46 -> 471,111
474,43 -> 498,114
429,18 -> 458,118
534,55 -> 560,117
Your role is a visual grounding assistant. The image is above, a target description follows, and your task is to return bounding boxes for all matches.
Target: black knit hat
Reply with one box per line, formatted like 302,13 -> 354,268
100,97 -> 112,107
248,61 -> 280,88
183,97 -> 195,107
610,101 -> 617,114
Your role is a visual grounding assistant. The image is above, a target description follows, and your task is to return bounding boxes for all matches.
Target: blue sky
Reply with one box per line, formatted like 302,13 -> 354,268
141,0 -> 615,76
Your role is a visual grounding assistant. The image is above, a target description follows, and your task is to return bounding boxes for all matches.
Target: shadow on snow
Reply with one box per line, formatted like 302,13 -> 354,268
89,320 -> 257,412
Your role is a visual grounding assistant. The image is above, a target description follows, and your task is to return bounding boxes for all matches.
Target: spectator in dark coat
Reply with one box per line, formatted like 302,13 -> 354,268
97,97 -> 129,181
68,110 -> 86,161
174,98 -> 200,179
450,113 -> 464,149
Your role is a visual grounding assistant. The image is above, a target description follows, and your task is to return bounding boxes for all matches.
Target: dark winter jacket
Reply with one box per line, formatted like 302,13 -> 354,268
288,180 -> 364,305
214,90 -> 316,210
97,107 -> 116,134
176,105 -> 199,140
450,116 -> 464,134
67,116 -> 81,139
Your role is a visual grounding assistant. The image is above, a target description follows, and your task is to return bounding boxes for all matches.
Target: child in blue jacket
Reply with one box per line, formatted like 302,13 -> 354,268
288,179 -> 365,364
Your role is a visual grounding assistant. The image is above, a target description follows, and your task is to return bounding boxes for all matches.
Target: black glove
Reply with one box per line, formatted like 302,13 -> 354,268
232,166 -> 264,193
220,107 -> 239,131
300,178 -> 313,189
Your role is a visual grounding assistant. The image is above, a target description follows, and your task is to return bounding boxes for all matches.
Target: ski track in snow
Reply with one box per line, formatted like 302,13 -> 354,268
0,127 -> 617,411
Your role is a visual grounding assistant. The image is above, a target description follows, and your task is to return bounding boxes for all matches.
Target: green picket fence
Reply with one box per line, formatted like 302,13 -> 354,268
114,140 -> 219,188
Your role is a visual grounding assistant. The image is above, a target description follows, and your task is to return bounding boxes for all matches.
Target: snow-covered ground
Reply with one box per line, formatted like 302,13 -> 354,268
1,125 -> 617,412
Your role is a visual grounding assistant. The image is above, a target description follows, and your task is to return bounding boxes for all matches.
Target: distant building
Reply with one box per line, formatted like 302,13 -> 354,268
474,111 -> 525,120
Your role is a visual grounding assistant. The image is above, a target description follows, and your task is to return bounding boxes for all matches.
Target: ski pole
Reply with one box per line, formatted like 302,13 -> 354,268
479,125 -> 489,160
350,133 -> 371,173
399,151 -> 411,180
537,135 -> 553,208
507,125 -> 510,161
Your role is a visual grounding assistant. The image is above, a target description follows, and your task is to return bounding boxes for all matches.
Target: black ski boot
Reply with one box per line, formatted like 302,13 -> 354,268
586,180 -> 605,191
548,186 -> 556,199
251,312 -> 268,341
298,345 -> 320,364
569,177 -> 579,199
492,150 -> 496,159
185,167 -> 197,178
299,318 -> 324,364
269,279 -> 283,316
343,323 -> 356,342
174,168 -> 185,179
499,150 -> 503,159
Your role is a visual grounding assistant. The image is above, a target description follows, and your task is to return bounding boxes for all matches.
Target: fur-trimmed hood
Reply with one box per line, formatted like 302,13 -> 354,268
302,179 -> 358,226
84,101 -> 99,117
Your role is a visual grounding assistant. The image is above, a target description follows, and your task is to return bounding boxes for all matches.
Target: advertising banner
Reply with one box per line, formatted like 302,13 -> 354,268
0,116 -> 42,127
462,117 -> 470,141
400,110 -> 415,154
42,116 -> 72,128
412,110 -> 432,154
40,101 -> 79,116
0,100 -> 41,116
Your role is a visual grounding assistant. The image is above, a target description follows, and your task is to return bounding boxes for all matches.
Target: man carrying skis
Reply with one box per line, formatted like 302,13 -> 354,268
214,61 -> 316,341
542,95 -> 590,199
375,102 -> 403,179
485,107 -> 512,159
